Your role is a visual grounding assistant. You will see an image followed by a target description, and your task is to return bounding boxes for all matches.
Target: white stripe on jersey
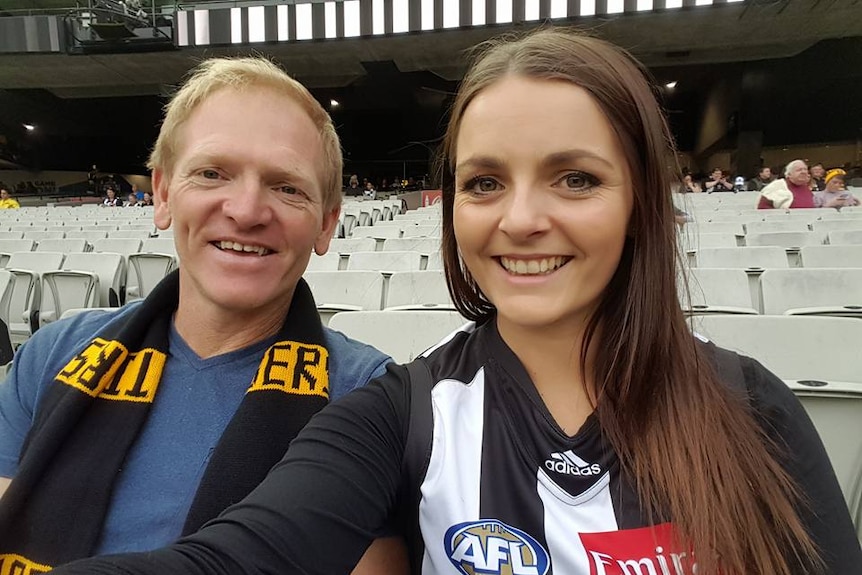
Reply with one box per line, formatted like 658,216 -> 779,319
419,366 -> 486,575
538,468 -> 617,573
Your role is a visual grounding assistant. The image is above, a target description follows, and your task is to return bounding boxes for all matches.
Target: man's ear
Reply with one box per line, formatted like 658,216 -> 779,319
152,169 -> 172,230
314,205 -> 341,256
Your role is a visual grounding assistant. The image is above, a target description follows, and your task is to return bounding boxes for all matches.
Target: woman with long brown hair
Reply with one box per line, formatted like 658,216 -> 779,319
53,27 -> 859,575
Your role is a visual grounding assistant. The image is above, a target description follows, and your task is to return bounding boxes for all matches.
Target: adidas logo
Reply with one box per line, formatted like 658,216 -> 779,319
545,450 -> 602,477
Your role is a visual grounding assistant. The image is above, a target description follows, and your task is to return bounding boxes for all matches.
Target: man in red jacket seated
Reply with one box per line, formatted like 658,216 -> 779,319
757,159 -> 819,209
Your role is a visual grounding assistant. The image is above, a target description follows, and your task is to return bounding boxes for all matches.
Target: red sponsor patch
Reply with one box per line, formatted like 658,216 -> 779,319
579,523 -> 696,575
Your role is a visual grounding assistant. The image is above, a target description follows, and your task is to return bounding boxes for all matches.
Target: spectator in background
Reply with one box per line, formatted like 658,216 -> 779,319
747,166 -> 773,191
344,174 -> 361,196
757,159 -> 818,209
809,162 -> 826,191
703,167 -> 733,193
133,184 -> 144,202
681,173 -> 702,193
127,193 -> 142,207
141,192 -> 153,206
363,181 -> 377,200
101,187 -> 121,207
817,169 -> 860,209
0,187 -> 20,209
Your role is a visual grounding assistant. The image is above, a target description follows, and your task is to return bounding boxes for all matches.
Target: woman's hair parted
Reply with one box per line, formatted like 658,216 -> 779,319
439,27 -> 819,575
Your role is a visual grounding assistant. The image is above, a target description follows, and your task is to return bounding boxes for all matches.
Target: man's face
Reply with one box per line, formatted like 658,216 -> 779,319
151,87 -> 339,320
759,168 -> 771,180
0,190 -> 8,200
787,163 -> 810,186
711,169 -> 722,180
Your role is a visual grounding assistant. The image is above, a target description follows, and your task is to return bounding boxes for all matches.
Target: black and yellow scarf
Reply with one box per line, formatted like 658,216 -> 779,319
0,270 -> 330,572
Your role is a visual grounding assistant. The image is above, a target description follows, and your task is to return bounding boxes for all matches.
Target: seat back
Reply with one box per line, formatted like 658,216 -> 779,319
35,238 -> 90,253
61,252 -> 126,307
346,251 -> 423,273
382,237 -> 442,255
5,251 -> 66,342
385,271 -> 453,310
760,268 -> 862,316
328,310 -> 467,363
695,246 -> 788,269
305,252 -> 341,271
800,245 -> 862,268
682,268 -> 757,314
745,231 -> 824,248
829,230 -> 862,245
303,270 -> 384,324
127,253 -> 177,299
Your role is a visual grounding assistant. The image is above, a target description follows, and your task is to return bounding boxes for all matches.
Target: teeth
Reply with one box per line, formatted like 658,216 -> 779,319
217,240 -> 270,256
500,256 -> 568,275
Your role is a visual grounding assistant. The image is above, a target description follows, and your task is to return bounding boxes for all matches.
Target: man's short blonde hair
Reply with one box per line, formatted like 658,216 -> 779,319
148,56 -> 343,211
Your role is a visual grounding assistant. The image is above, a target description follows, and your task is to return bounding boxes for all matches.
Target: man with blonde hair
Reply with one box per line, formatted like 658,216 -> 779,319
0,57 -> 405,574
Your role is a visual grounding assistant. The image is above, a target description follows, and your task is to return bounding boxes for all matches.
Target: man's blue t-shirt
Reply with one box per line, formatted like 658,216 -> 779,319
0,304 -> 391,553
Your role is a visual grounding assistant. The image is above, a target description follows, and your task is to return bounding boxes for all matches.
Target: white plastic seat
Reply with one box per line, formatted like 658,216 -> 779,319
66,230 -> 109,242
0,232 -> 24,240
745,231 -> 825,248
346,251 -> 423,273
681,268 -> 757,314
402,224 -> 442,238
107,230 -> 153,240
23,230 -> 65,241
695,247 -> 789,269
41,252 -> 126,324
329,238 -> 378,254
381,237 -> 441,255
35,238 -> 90,253
812,220 -> 862,234
140,238 -> 178,256
745,220 -> 810,234
127,252 -> 177,300
305,252 -> 341,271
350,225 -> 402,240
690,314 -> 862,531
385,271 -> 454,310
800,245 -> 862,268
0,239 -> 35,267
303,270 -> 385,325
829,230 -> 862,245
425,251 -> 444,271
760,268 -> 862,317
328,310 -> 467,363
0,271 -> 16,365
5,251 -> 66,343
679,232 -> 739,252
92,238 -> 144,256
687,222 -> 745,235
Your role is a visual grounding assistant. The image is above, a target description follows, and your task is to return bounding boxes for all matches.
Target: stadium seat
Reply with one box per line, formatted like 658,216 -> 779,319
829,230 -> 862,245
745,231 -> 824,248
402,224 -> 442,238
760,268 -> 862,317
5,251 -> 66,343
745,220 -> 810,234
381,237 -> 442,255
35,238 -> 90,253
303,270 -> 384,324
40,252 -> 126,326
681,268 -> 758,314
695,246 -> 789,269
127,252 -> 177,300
329,237 -> 378,254
305,252 -> 341,271
799,245 -> 862,268
346,251 -> 423,273
328,310 -> 467,363
425,251 -> 444,271
385,271 -> 454,310
0,239 -> 35,267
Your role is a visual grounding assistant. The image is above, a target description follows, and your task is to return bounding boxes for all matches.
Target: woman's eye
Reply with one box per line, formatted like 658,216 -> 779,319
561,171 -> 599,191
477,178 -> 498,192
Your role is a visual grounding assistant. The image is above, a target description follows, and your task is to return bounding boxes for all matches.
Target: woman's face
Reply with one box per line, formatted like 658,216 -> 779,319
825,177 -> 845,193
452,75 -> 633,335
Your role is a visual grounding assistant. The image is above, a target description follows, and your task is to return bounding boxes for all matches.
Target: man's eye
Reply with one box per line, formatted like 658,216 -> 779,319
279,186 -> 298,195
201,169 -> 220,179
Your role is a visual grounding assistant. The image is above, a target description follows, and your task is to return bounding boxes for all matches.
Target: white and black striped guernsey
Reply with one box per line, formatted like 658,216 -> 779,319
51,318 -> 862,575
397,319 -> 858,575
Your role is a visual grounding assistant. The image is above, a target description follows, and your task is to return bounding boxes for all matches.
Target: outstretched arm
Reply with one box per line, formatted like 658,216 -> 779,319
54,366 -> 413,575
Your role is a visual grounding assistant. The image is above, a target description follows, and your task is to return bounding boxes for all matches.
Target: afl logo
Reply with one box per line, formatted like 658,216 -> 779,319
444,519 -> 550,575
